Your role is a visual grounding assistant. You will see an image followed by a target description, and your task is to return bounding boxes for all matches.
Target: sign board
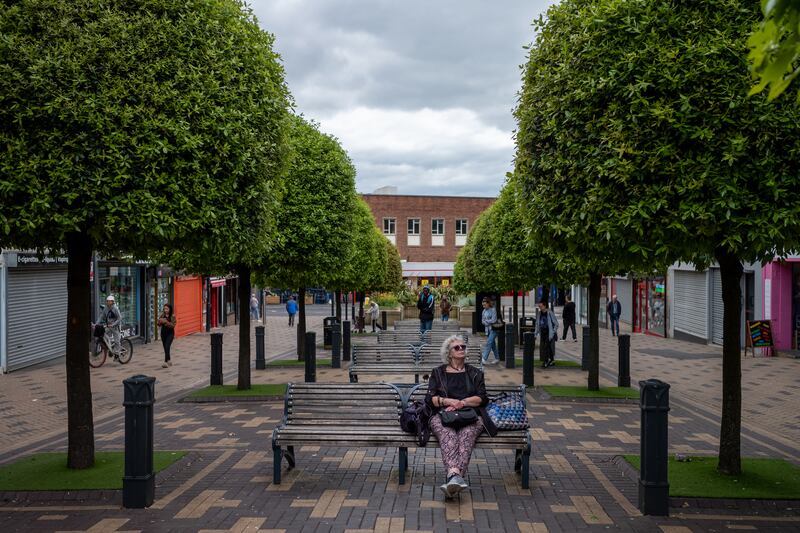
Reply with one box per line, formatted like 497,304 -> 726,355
420,279 -> 429,287
441,279 -> 450,287
745,320 -> 774,357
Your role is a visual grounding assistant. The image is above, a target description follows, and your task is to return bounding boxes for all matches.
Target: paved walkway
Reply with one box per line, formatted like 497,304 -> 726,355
0,317 -> 798,532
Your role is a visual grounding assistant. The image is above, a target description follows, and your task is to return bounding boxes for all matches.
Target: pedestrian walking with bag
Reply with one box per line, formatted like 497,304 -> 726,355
368,300 -> 383,332
439,295 -> 452,322
250,293 -> 260,321
158,303 -> 177,368
561,294 -> 577,342
480,297 -> 500,364
417,286 -> 435,333
607,294 -> 622,336
535,300 -> 559,368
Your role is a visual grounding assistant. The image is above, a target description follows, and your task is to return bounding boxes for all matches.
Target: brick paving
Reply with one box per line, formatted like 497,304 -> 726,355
1,314 -> 799,532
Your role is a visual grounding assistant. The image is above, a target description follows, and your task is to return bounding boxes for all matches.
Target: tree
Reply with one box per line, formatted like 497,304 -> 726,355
749,0 -> 800,101
0,0 -> 289,467
377,238 -> 403,293
515,0 -> 800,474
259,115 -> 357,359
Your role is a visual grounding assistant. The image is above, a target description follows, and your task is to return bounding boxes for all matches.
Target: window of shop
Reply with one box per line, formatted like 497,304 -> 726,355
98,265 -> 142,337
431,218 -> 444,246
455,219 -> 468,247
647,278 -> 666,337
407,218 -> 420,246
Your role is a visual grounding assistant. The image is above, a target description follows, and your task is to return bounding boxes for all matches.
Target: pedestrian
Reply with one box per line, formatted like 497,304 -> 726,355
607,294 -> 622,336
286,295 -> 298,326
158,303 -> 177,368
417,286 -> 435,333
535,300 -> 559,368
561,294 -> 577,342
368,300 -> 383,332
250,293 -> 260,321
439,295 -> 452,322
102,295 -> 122,359
480,297 -> 500,365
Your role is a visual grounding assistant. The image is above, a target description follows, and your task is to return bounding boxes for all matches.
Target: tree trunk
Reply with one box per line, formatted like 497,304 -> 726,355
335,290 -> 342,321
297,288 -> 306,361
66,232 -> 95,469
715,249 -> 743,475
588,272 -> 601,391
236,264 -> 251,390
512,290 -> 519,344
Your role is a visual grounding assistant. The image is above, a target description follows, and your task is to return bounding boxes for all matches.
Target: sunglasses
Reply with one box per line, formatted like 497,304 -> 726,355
450,344 -> 467,351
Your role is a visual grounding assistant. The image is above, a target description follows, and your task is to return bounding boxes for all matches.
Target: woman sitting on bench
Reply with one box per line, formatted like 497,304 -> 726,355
425,334 -> 497,498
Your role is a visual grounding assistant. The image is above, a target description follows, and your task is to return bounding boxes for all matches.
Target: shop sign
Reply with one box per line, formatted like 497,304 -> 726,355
654,283 -> 665,293
441,279 -> 450,287
12,252 -> 68,267
420,279 -> 429,286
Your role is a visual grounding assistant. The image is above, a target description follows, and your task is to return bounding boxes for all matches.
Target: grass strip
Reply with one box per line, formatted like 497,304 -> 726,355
514,358 -> 580,368
188,383 -> 287,398
542,385 -> 639,399
623,456 -> 800,499
0,451 -> 185,491
266,358 -> 332,367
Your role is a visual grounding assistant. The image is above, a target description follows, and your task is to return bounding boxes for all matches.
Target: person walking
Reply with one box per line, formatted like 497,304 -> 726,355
158,303 -> 177,368
535,300 -> 559,368
286,295 -> 298,326
102,295 -> 122,359
250,293 -> 260,321
480,297 -> 500,364
417,286 -> 435,333
439,295 -> 452,322
561,294 -> 577,342
368,300 -> 383,332
607,294 -> 622,336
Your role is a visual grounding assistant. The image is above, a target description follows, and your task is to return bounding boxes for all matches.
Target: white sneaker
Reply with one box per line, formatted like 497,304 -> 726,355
161,362 -> 169,368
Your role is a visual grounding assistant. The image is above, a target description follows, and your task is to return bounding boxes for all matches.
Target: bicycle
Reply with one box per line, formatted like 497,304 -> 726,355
89,323 -> 134,368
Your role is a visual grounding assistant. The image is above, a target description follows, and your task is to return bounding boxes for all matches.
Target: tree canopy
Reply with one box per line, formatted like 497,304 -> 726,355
749,0 -> 800,101
0,0 -> 290,467
515,0 -> 800,474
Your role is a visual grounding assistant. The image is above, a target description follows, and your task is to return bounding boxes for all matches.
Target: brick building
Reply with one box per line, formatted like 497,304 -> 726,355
361,189 -> 495,286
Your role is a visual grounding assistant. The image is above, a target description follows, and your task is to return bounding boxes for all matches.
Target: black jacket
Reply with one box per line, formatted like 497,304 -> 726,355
424,364 -> 498,436
417,292 -> 435,321
562,301 -> 576,323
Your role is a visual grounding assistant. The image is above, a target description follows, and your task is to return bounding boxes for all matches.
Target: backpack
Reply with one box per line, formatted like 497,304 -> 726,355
400,399 -> 432,446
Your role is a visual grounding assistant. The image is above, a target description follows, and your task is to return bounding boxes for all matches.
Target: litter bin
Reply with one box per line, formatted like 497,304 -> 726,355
519,317 -> 535,344
323,316 -> 340,349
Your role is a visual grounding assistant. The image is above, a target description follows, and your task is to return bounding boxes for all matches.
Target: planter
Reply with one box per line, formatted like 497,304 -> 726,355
305,295 -> 314,305
402,306 -> 418,320
265,295 -> 280,305
384,308 -> 402,327
459,306 -> 475,328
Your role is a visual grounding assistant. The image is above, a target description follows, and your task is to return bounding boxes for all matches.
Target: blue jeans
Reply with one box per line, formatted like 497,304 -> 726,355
420,319 -> 433,333
610,316 -> 619,336
482,328 -> 499,361
441,314 -> 449,322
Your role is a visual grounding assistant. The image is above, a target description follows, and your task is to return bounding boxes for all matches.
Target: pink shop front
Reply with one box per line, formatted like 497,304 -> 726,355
762,257 -> 800,351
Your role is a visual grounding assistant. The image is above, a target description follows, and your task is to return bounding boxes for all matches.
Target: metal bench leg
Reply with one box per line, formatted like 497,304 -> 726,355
521,449 -> 530,489
349,371 -> 357,383
273,444 -> 282,484
286,446 -> 296,469
414,373 -> 419,384
399,447 -> 408,485
514,450 -> 522,472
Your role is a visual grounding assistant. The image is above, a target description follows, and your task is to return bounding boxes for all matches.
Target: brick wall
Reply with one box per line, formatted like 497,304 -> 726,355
361,194 -> 495,262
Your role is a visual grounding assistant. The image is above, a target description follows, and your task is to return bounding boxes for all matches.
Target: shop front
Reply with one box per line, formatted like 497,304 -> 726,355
206,275 -> 238,329
94,261 -> 145,338
762,257 -> 800,351
632,276 -> 666,337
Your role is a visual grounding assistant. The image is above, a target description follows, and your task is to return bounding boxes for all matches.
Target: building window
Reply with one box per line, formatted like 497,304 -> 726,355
431,218 -> 444,246
407,218 -> 420,246
455,219 -> 468,247
383,218 -> 396,245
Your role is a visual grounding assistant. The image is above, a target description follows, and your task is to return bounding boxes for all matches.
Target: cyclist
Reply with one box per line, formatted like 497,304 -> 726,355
102,295 -> 123,358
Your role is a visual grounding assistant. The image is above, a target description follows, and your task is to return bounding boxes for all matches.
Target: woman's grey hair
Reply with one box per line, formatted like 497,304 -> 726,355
440,334 -> 467,364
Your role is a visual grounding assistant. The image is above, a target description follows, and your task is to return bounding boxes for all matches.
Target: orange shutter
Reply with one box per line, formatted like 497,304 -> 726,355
174,276 -> 202,337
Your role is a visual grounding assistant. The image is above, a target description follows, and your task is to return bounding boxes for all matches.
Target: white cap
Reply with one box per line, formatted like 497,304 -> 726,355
106,295 -> 115,302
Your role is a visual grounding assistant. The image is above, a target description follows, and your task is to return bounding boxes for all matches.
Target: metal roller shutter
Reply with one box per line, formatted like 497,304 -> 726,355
710,268 -> 724,345
616,278 -> 632,323
673,270 -> 708,340
7,269 -> 68,371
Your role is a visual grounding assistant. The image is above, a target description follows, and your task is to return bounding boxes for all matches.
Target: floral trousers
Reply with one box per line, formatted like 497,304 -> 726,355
430,413 -> 484,476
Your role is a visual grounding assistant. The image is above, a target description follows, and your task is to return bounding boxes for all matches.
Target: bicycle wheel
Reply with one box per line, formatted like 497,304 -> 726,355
117,338 -> 134,364
89,340 -> 106,368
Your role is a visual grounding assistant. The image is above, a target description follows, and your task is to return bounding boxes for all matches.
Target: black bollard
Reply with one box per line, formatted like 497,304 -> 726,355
332,326 -> 341,369
639,379 -> 670,516
381,310 -> 388,331
618,334 -> 631,387
342,321 -> 351,362
522,332 -> 535,387
304,332 -> 316,383
255,326 -> 265,370
123,375 -> 156,508
497,324 -> 506,361
210,332 -> 223,385
505,323 -> 515,368
581,326 -> 590,370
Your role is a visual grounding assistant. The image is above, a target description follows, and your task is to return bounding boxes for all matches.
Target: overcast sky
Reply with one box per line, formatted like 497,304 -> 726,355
249,1 -> 556,197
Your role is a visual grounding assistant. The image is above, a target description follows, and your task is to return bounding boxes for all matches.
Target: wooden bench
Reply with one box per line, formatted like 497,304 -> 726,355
394,320 -> 462,331
349,343 -> 480,383
271,382 -> 532,488
377,330 -> 469,346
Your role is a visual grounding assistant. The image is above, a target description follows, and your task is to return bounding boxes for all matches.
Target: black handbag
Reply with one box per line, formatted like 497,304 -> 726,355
438,366 -> 479,429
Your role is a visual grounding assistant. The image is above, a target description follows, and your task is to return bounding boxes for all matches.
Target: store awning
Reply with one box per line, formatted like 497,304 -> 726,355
209,277 -> 227,287
401,262 -> 455,278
